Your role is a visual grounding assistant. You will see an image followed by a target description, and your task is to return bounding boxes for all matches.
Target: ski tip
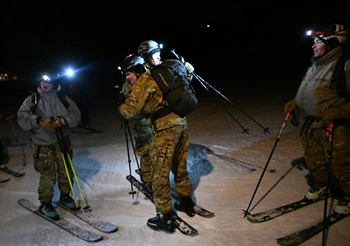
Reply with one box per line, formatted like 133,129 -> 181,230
102,224 -> 118,233
0,178 -> 11,183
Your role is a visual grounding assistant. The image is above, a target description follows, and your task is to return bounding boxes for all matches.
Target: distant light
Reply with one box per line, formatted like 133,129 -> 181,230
159,43 -> 163,49
66,68 -> 74,78
199,24 -> 211,29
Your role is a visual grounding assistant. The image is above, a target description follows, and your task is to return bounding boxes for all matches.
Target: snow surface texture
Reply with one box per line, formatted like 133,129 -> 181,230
1,79 -> 349,246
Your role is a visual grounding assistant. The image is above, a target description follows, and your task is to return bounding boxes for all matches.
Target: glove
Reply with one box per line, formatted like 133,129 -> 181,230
39,118 -> 55,131
284,99 -> 296,115
50,116 -> 67,128
184,62 -> 194,74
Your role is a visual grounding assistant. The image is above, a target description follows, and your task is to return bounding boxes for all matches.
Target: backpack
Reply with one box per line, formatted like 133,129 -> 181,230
31,90 -> 70,114
151,59 -> 198,117
333,54 -> 350,100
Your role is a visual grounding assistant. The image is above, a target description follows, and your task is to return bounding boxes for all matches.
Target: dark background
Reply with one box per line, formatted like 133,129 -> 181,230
1,1 -> 350,113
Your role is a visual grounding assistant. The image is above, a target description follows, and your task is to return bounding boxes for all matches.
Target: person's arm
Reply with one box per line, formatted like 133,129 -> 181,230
17,97 -> 41,130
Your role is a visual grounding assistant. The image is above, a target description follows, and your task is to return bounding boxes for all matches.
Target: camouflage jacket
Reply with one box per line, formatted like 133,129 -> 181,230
118,72 -> 186,131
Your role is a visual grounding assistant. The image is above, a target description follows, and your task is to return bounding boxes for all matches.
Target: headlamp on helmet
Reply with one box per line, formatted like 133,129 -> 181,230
39,73 -> 52,83
306,24 -> 348,44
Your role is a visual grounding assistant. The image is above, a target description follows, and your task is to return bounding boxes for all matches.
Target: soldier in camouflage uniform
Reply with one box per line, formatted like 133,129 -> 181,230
119,40 -> 195,233
17,73 -> 81,220
121,54 -> 153,192
284,24 -> 350,214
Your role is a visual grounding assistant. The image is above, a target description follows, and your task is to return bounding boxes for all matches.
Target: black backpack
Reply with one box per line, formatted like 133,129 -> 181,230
151,59 -> 198,117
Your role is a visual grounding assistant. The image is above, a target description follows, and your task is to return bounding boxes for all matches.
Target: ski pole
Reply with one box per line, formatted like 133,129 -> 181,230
243,112 -> 291,218
8,117 -> 19,146
170,49 -> 249,133
196,73 -> 270,134
322,122 -> 334,246
170,49 -> 270,134
55,128 -> 79,209
115,84 -> 140,195
224,107 -> 249,135
123,119 -> 136,197
125,120 -> 140,172
7,116 -> 26,165
57,126 -> 90,210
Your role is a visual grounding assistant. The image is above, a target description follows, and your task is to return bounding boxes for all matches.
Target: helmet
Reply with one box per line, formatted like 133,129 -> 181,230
138,40 -> 161,58
37,72 -> 60,89
122,54 -> 144,73
121,54 -> 145,77
307,24 -> 348,44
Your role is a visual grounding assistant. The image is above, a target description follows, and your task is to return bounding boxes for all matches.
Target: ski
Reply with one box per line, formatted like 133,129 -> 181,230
193,204 -> 214,217
135,170 -> 214,217
276,211 -> 350,245
18,199 -> 103,242
0,177 -> 10,183
126,175 -> 198,236
171,192 -> 214,217
56,202 -> 118,233
76,125 -> 103,133
245,196 -> 325,223
0,166 -> 25,177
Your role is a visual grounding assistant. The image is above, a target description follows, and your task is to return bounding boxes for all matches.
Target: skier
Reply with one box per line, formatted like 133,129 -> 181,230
284,24 -> 350,214
119,40 -> 196,233
120,54 -> 153,194
17,73 -> 81,220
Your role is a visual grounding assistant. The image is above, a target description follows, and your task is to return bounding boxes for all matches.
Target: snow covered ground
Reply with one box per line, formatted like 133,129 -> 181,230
1,77 -> 350,246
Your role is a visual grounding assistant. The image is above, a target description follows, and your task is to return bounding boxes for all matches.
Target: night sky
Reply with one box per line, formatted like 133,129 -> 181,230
1,1 -> 350,86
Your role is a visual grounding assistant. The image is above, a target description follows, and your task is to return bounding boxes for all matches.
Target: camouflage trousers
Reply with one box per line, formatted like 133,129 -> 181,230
33,135 -> 74,204
132,118 -> 153,185
151,124 -> 193,214
302,120 -> 350,195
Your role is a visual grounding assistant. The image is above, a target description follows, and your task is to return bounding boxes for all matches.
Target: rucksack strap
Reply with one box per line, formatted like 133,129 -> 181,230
31,92 -> 39,114
31,91 -> 70,115
334,55 -> 349,99
150,107 -> 172,124
57,91 -> 70,109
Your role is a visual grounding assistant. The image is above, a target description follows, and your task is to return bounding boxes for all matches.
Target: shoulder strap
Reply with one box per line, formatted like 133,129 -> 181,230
57,91 -> 70,109
30,91 -> 70,115
334,55 -> 349,99
31,92 -> 39,114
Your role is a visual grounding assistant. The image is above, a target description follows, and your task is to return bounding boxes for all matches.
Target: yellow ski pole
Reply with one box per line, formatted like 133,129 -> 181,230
57,127 -> 90,210
55,128 -> 79,208
66,153 -> 90,210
